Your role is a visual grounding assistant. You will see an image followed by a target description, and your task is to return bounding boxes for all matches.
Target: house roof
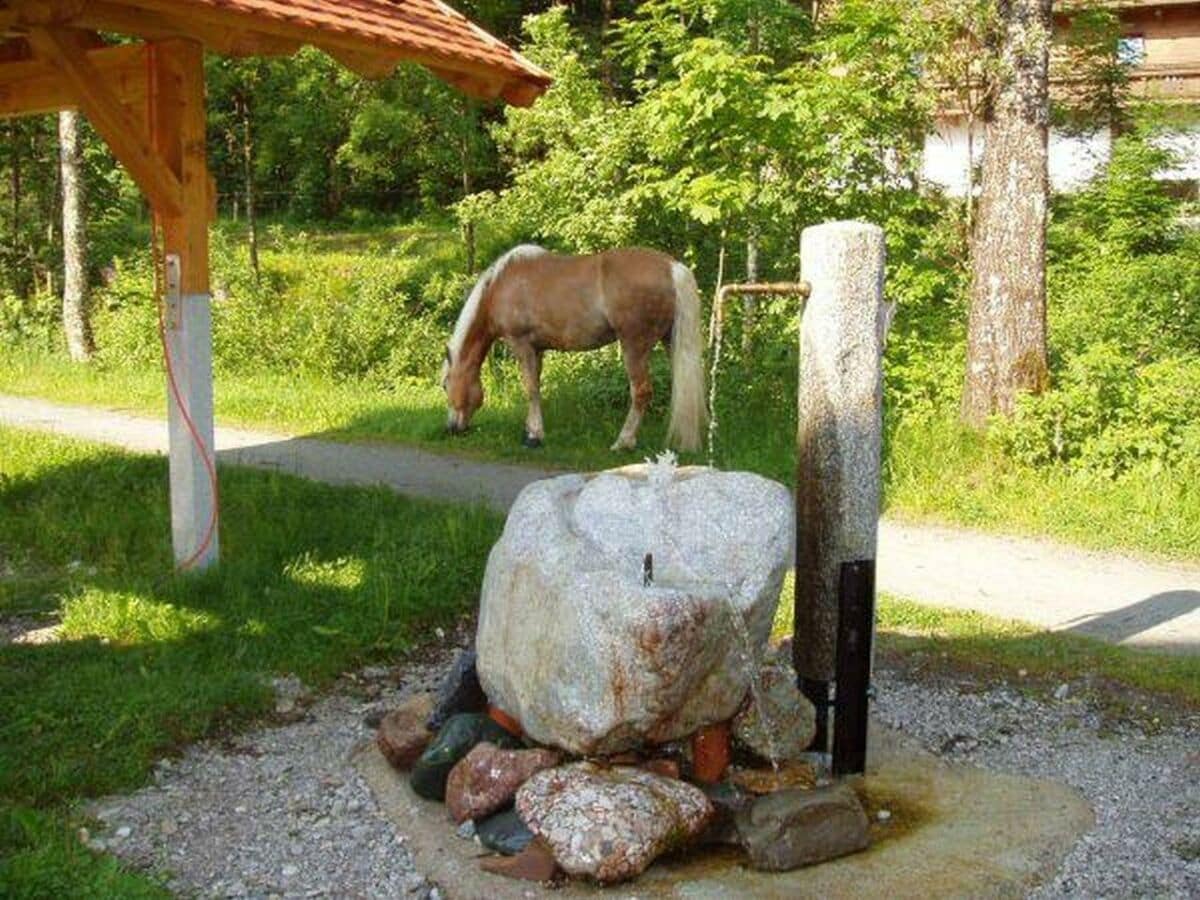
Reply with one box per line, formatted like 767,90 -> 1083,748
0,0 -> 551,106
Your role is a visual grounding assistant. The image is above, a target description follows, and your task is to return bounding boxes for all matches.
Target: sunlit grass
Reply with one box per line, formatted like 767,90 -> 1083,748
0,427 -> 502,895
4,346 -> 1198,562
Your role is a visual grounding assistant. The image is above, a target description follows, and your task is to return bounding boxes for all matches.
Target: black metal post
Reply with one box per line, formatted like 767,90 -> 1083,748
799,677 -> 831,753
832,559 -> 875,777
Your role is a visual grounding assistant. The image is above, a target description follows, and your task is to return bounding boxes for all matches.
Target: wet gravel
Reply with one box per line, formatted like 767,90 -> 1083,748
874,668 -> 1200,899
89,651 -> 1199,898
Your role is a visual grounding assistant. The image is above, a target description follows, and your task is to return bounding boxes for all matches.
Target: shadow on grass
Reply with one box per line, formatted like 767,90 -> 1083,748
0,445 -> 502,811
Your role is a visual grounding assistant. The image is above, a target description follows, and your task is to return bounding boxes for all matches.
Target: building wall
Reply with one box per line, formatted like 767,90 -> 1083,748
922,122 -> 1114,196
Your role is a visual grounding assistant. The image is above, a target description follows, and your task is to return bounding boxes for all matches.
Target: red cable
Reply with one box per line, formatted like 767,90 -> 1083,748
148,45 -> 219,571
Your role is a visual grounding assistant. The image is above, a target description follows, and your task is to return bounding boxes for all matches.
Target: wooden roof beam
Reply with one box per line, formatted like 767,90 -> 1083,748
25,26 -> 182,217
0,41 -> 148,117
76,1 -> 300,57
3,1 -> 299,57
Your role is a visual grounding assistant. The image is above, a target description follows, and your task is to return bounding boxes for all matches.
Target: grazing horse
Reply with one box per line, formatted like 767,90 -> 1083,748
441,245 -> 707,451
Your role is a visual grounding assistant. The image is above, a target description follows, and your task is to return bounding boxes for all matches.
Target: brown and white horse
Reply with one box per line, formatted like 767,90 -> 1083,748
441,245 -> 707,451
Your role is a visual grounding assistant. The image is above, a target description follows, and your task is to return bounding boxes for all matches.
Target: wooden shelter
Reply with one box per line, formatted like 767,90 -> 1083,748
0,0 -> 549,569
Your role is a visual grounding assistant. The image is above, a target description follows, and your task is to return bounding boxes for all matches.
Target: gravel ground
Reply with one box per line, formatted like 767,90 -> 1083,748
88,651 -> 1199,899
85,652 -> 458,899
873,668 -> 1200,899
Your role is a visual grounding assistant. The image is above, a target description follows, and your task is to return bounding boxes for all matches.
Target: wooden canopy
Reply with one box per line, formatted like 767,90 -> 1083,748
0,1 -> 551,105
0,0 -> 550,569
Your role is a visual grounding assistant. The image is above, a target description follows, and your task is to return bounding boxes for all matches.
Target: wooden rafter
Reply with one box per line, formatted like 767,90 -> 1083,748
2,0 -> 299,57
0,40 -> 149,117
24,26 -> 183,217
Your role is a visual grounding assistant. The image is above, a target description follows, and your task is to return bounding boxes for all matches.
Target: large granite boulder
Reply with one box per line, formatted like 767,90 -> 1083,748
515,762 -> 713,883
477,463 -> 793,755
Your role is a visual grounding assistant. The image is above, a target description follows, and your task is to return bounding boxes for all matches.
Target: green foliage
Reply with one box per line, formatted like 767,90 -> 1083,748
997,128 -> 1200,478
999,346 -> 1200,476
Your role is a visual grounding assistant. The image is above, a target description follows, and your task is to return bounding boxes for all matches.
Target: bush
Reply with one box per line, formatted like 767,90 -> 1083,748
998,344 -> 1200,477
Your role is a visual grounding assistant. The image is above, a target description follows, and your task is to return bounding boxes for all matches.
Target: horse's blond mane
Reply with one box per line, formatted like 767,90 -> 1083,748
447,244 -> 548,368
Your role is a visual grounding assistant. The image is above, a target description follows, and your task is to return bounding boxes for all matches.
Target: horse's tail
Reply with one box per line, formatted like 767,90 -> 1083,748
667,261 -> 707,452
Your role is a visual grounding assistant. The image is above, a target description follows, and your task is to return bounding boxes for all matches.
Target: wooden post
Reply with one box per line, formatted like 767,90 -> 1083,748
150,40 -> 218,569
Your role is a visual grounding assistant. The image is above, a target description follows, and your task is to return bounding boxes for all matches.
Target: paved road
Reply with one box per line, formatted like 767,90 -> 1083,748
3,393 -> 1197,654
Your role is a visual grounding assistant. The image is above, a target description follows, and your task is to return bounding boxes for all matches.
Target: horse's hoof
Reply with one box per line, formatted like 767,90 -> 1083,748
522,433 -> 543,449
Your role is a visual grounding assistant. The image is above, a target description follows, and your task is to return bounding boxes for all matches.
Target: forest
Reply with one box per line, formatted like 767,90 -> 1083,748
1,0 -> 1197,558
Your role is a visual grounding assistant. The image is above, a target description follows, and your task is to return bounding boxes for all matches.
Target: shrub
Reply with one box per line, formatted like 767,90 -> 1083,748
998,344 -> 1200,477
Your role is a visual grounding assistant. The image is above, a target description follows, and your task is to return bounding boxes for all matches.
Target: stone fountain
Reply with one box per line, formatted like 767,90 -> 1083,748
358,222 -> 1094,894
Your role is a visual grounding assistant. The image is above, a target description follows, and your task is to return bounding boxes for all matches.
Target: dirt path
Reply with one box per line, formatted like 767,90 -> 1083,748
3,393 -> 1197,653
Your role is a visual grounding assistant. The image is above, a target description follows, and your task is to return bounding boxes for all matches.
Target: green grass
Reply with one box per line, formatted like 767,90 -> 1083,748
773,575 -> 1200,709
2,346 -> 1198,563
0,426 -> 502,897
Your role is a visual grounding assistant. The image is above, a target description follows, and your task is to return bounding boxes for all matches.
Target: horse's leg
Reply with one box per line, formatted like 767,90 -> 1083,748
512,341 -> 545,448
612,341 -> 653,451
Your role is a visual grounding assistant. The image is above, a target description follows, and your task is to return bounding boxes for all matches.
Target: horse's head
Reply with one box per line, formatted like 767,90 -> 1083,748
442,346 -> 484,434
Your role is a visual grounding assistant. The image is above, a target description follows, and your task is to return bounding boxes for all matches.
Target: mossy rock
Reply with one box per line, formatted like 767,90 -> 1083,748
410,713 -> 522,801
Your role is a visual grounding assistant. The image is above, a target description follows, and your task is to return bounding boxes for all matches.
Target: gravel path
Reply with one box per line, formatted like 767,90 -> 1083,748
87,649 -> 1199,899
3,393 -> 1198,652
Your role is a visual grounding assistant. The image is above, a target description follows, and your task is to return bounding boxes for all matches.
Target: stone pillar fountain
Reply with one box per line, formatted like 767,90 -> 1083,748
793,221 -> 888,752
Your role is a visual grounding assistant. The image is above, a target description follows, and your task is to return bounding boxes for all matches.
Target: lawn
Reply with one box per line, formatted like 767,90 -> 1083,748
0,426 -> 502,896
3,346 -> 1198,563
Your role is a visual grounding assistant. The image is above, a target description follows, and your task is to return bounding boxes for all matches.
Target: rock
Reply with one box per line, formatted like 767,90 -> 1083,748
477,465 -> 793,755
455,819 -> 476,840
410,714 -> 522,802
734,783 -> 870,871
445,742 -> 560,824
730,760 -> 817,795
427,649 -> 488,732
699,781 -> 753,846
638,758 -> 681,780
691,721 -> 732,784
377,694 -> 436,770
733,664 -> 817,763
1054,683 -> 1070,701
516,762 -> 713,883
479,837 -> 559,883
476,809 -> 535,856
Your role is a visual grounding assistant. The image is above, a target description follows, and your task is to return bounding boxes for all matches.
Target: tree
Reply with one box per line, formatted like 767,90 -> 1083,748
961,0 -> 1051,426
58,110 -> 94,362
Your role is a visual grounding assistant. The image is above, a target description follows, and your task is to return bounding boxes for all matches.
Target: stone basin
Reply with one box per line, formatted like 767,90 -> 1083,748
475,463 -> 793,755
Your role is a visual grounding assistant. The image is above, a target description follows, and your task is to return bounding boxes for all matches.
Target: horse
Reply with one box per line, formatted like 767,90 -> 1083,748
441,244 -> 707,452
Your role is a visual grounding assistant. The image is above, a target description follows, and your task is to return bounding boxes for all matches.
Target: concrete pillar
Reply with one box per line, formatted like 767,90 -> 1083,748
794,221 -> 887,683
164,255 -> 219,569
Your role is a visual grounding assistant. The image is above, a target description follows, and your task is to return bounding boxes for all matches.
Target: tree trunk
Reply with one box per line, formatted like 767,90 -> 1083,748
600,0 -> 614,97
9,121 -> 20,294
961,0 -> 1050,427
58,110 -> 94,362
238,92 -> 260,281
460,100 -> 477,275
965,108 -> 976,231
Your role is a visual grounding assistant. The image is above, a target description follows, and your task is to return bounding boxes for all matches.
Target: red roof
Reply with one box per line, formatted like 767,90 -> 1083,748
8,0 -> 551,106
